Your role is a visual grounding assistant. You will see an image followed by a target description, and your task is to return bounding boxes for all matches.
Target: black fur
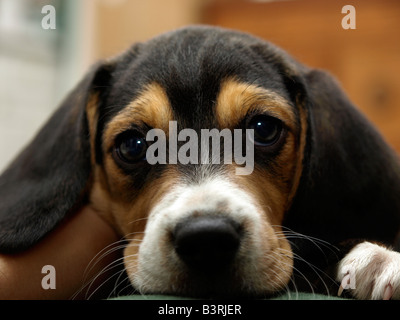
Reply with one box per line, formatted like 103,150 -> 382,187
0,62 -> 113,252
284,70 -> 400,292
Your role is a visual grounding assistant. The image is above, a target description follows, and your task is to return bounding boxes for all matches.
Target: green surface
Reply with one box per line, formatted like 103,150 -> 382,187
112,291 -> 346,300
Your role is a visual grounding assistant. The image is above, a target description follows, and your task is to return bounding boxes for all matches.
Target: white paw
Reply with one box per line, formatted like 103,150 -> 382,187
337,242 -> 400,300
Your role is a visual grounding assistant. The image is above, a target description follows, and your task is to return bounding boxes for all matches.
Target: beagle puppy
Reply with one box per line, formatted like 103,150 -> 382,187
1,26 -> 400,299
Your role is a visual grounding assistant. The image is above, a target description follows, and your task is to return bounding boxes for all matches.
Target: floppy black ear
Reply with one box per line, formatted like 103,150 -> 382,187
285,69 -> 400,246
0,62 -> 114,253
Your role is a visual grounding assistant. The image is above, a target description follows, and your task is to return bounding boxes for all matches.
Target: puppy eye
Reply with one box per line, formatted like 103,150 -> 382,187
247,115 -> 283,146
114,131 -> 147,163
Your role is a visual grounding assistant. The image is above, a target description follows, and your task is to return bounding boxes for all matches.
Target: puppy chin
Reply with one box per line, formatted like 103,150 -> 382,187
123,177 -> 293,298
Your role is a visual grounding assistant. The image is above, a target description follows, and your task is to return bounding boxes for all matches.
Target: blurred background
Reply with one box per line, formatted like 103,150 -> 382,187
0,0 -> 399,172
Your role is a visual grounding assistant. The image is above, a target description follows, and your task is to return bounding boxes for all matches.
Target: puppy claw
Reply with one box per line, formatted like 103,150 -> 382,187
337,285 -> 344,297
383,283 -> 393,300
337,272 -> 351,297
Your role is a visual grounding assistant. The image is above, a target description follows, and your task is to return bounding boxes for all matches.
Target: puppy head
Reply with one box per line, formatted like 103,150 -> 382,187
89,26 -> 307,297
2,26 -> 399,298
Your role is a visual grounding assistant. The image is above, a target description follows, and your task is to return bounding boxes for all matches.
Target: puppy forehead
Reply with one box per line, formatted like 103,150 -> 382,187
103,77 -> 295,146
103,28 -> 290,124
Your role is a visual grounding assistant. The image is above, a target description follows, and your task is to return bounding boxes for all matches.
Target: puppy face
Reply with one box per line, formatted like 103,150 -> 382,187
88,28 -> 307,297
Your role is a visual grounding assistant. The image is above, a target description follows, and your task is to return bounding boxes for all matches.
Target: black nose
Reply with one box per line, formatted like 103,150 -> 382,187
173,216 -> 242,272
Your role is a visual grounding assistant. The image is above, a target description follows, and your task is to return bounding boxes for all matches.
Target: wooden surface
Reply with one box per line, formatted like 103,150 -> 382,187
203,0 -> 400,154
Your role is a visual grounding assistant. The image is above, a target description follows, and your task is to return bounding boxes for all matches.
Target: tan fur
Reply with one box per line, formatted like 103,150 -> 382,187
215,78 -> 297,131
103,82 -> 173,154
216,78 -> 302,223
286,101 -> 308,208
85,93 -> 100,166
88,82 -> 176,235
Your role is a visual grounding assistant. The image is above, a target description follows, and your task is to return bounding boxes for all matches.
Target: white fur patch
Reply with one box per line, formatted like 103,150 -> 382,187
337,241 -> 400,299
125,175 -> 290,296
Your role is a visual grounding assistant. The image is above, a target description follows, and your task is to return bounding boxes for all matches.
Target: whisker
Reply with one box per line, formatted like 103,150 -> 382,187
72,255 -> 126,299
128,217 -> 149,225
82,239 -> 128,285
84,253 -> 140,300
265,253 -> 294,299
279,246 -> 336,297
272,225 -> 340,260
72,235 -> 143,300
268,250 -> 308,300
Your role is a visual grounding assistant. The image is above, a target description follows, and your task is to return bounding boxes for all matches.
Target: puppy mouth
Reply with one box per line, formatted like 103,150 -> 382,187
122,179 -> 293,298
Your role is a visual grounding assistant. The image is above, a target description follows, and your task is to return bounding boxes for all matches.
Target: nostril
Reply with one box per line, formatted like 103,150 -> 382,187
172,216 -> 242,271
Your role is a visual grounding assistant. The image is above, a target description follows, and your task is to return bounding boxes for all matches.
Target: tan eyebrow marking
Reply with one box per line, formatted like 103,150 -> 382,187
103,82 -> 173,152
215,78 -> 296,131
